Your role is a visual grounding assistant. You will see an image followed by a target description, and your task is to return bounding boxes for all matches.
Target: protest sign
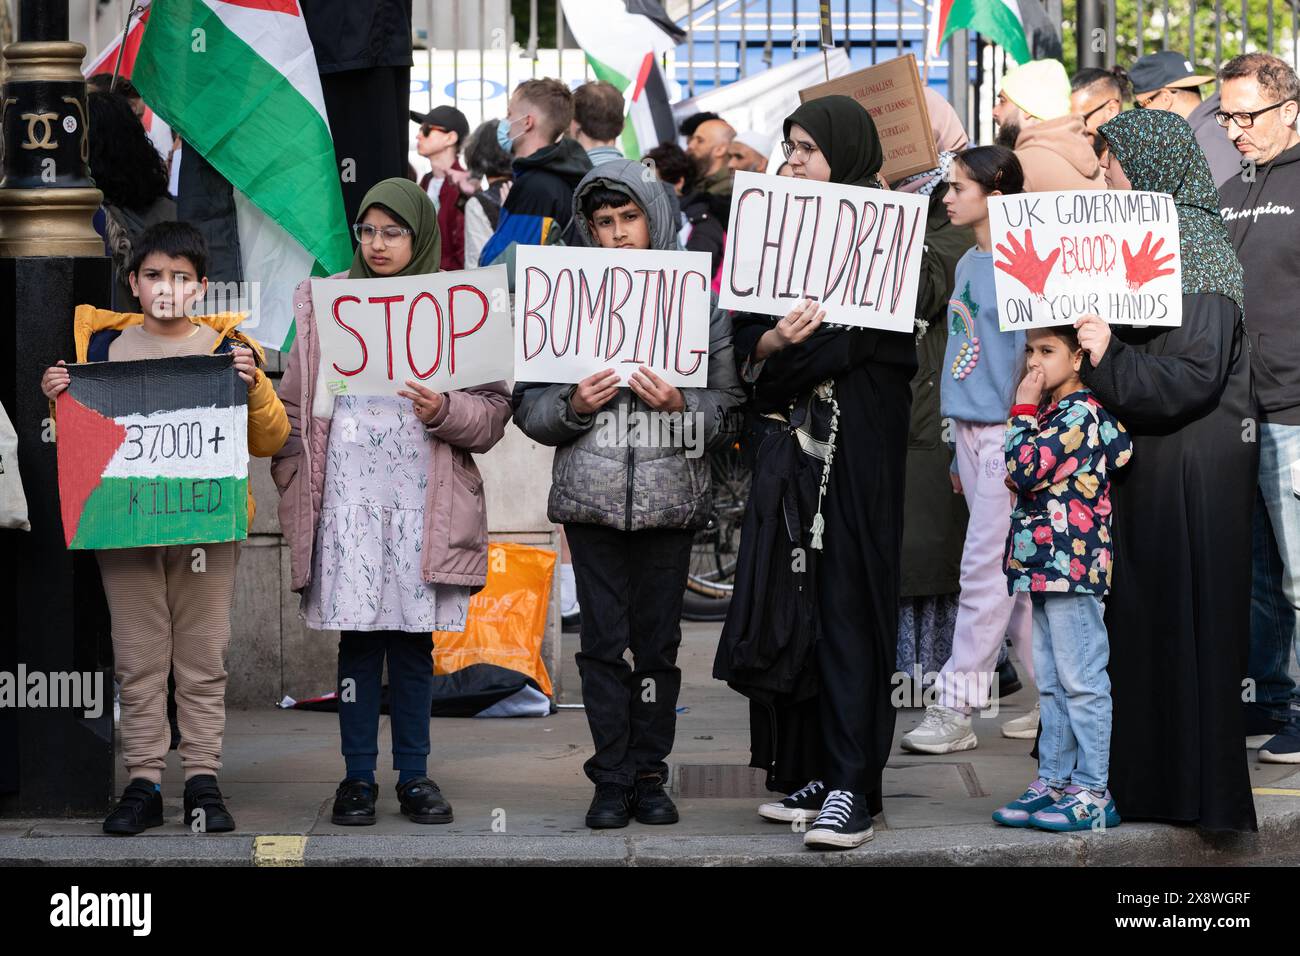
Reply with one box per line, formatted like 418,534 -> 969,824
56,354 -> 248,550
311,265 -> 513,408
989,190 -> 1183,331
798,54 -> 939,183
717,170 -> 929,332
513,245 -> 713,388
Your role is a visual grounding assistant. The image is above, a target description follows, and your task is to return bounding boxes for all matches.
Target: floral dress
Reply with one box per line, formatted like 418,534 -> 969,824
302,395 -> 471,633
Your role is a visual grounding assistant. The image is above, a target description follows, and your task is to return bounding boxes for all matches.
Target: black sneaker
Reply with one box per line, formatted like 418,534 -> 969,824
103,779 -> 164,836
183,775 -> 236,832
1245,705 -> 1286,748
331,778 -> 378,826
585,782 -> 634,829
396,776 -> 454,824
633,774 -> 679,825
803,789 -> 875,850
1259,725 -> 1300,764
758,779 -> 827,823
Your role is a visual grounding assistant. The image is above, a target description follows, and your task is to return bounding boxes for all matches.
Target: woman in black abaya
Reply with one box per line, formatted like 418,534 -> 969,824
1077,109 -> 1257,831
724,96 -> 917,849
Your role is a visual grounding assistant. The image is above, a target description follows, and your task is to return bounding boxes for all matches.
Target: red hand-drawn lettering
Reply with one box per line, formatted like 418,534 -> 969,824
1121,231 -> 1176,290
330,295 -> 366,376
368,294 -> 403,380
448,284 -> 488,375
994,229 -> 1060,298
406,291 -> 443,379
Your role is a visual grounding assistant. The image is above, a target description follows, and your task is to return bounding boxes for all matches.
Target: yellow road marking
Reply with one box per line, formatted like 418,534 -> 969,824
1252,788 -> 1300,796
253,834 -> 307,866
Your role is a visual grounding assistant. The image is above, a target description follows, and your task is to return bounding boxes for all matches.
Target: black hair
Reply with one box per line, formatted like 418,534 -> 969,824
679,111 -> 720,138
580,184 -> 639,221
87,73 -> 141,100
463,119 -> 514,180
1071,65 -> 1130,101
359,202 -> 413,232
953,144 -> 1025,195
642,142 -> 696,192
1027,324 -> 1081,351
127,220 -> 208,278
87,91 -> 170,212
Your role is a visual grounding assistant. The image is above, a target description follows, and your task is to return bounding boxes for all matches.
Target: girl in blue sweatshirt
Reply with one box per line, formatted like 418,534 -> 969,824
902,146 -> 1034,756
993,324 -> 1131,831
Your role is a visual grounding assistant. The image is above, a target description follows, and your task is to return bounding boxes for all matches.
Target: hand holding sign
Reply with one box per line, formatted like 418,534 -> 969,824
570,369 -> 620,416
1122,232 -> 1176,291
628,366 -> 685,413
42,360 -> 70,400
231,345 -> 257,391
756,298 -> 825,361
995,230 -> 1060,299
1074,314 -> 1112,368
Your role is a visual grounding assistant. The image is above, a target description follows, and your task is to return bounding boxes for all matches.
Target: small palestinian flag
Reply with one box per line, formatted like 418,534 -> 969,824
56,354 -> 249,550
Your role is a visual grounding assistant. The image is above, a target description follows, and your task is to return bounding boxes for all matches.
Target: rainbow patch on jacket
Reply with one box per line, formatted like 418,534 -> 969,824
56,354 -> 249,549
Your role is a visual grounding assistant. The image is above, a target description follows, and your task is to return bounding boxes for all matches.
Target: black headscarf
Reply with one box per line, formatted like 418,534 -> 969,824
783,94 -> 883,188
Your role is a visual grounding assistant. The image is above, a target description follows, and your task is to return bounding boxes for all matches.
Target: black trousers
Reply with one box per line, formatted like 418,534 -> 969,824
566,523 -> 695,787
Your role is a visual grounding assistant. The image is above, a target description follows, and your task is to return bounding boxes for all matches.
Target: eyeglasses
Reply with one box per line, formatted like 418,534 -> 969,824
780,139 -> 820,162
352,223 -> 413,244
1214,100 -> 1294,128
419,124 -> 446,137
1133,88 -> 1168,109
1081,98 -> 1118,124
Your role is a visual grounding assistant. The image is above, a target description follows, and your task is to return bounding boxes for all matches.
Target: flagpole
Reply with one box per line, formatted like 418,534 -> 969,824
922,0 -> 932,85
109,3 -> 147,92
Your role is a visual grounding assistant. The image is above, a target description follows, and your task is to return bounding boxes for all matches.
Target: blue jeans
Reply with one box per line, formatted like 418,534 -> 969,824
1249,423 -> 1300,729
1032,592 -> 1112,792
337,630 -> 435,776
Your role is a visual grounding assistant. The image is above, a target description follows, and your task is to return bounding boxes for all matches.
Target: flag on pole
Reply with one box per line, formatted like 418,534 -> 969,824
132,0 -> 352,353
928,0 -> 1060,65
559,0 -> 680,159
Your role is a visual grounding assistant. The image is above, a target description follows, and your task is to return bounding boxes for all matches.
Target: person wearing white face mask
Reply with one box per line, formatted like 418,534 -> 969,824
478,78 -> 593,269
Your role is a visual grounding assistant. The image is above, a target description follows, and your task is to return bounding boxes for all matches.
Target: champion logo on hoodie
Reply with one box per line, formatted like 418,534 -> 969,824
1220,201 -> 1295,223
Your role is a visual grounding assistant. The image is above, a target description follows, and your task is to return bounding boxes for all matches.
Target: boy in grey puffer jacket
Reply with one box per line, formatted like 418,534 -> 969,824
512,159 -> 744,829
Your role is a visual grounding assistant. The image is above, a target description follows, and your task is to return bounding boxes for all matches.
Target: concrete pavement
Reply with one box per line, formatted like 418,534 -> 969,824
4,621 -> 1299,866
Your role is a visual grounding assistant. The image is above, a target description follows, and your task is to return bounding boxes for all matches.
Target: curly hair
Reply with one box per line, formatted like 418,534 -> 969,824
88,91 -> 170,212
463,119 -> 514,180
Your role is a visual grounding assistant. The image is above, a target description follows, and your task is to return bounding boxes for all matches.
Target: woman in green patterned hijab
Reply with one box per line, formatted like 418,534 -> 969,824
1096,109 -> 1244,311
1074,106 -> 1259,832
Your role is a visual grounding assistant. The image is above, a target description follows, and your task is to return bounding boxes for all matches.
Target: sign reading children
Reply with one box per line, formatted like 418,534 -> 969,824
989,190 -> 1183,331
514,245 -> 713,388
717,170 -> 929,333
311,265 -> 513,412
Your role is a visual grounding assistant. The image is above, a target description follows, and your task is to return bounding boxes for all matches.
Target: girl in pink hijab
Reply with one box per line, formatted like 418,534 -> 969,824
894,88 -> 970,194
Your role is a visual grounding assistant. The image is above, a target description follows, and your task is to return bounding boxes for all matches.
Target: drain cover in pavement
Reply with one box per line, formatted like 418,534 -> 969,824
676,764 -> 770,798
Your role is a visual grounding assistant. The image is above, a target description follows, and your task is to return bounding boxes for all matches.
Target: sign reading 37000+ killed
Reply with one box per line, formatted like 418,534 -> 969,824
717,170 -> 929,333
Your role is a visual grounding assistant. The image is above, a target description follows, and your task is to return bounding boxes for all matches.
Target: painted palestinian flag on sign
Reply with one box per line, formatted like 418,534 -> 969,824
56,355 -> 249,550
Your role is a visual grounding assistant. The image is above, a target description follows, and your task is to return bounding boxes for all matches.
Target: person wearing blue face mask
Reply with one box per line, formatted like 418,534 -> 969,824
478,78 -> 593,269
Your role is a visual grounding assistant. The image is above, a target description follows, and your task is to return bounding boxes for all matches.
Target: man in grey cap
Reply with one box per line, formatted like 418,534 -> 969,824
1129,50 -> 1241,186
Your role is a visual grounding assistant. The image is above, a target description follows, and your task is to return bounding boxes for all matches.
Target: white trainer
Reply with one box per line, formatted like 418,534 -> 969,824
1001,701 -> 1041,739
900,704 -> 978,754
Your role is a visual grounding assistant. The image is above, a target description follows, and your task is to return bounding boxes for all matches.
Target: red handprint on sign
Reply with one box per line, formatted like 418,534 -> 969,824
1121,231 -> 1176,290
994,230 -> 1060,298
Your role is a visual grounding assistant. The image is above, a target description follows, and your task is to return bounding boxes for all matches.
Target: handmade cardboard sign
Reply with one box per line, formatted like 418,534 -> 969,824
513,245 -> 713,387
311,265 -> 512,409
989,190 -> 1183,331
56,354 -> 249,550
717,170 -> 929,332
798,54 -> 939,183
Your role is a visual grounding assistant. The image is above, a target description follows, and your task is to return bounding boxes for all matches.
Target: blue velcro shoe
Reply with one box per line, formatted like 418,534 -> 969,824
1029,784 -> 1121,832
992,778 -> 1061,827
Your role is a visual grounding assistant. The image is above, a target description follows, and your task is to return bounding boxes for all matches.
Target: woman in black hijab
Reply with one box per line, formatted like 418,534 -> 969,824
724,96 -> 917,849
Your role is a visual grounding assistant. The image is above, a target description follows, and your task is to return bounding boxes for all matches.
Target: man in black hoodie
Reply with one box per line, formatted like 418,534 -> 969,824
1218,52 -> 1300,765
479,78 -> 593,267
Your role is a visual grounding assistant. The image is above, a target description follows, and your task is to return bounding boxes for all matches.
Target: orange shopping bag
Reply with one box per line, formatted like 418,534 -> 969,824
433,542 -> 555,697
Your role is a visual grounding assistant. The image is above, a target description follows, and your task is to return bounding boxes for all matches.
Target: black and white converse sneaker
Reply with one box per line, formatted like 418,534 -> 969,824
803,789 -> 874,849
758,779 -> 827,823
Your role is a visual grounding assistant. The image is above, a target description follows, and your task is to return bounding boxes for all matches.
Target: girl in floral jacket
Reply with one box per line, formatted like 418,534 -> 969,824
993,325 -> 1131,833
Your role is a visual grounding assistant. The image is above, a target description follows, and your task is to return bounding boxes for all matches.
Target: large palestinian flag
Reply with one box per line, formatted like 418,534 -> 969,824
56,355 -> 249,550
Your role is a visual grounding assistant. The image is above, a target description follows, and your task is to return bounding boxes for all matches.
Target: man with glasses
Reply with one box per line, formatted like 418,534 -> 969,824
410,105 -> 471,270
1128,50 -> 1239,186
1070,67 -> 1127,156
1217,52 -> 1300,766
